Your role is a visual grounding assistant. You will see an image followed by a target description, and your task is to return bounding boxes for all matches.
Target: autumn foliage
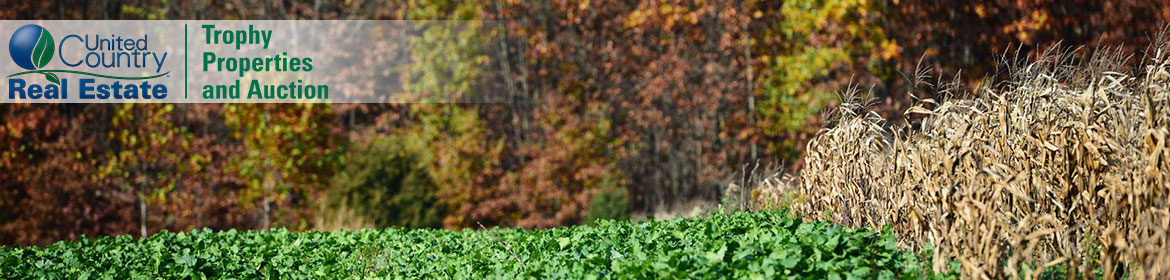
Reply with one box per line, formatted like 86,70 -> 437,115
3,0 -> 1169,247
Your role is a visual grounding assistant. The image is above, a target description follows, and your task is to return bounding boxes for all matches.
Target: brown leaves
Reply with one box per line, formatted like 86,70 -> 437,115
755,44 -> 1170,278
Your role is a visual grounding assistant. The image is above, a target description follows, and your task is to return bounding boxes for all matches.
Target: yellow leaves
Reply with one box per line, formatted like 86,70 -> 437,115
879,39 -> 899,60
626,9 -> 648,28
625,2 -> 701,30
1003,9 -> 1050,43
1031,10 -> 1048,26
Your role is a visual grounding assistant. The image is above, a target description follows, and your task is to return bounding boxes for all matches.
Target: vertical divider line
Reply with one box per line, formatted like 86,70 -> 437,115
184,23 -> 188,99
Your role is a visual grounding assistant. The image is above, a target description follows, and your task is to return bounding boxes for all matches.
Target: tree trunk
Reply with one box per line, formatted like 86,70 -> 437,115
261,175 -> 271,229
738,0 -> 756,160
262,195 -> 271,229
139,199 -> 147,237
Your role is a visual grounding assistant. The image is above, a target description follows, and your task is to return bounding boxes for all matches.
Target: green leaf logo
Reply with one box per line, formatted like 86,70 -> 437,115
32,28 -> 54,69
44,72 -> 60,84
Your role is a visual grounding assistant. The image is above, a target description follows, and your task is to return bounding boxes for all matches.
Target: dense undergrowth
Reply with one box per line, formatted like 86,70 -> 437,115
0,211 -> 952,279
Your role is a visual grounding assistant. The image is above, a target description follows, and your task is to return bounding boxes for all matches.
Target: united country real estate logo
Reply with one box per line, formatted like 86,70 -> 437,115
6,24 -> 171,100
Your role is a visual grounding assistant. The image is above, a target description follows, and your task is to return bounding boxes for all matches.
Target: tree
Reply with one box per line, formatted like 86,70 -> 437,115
98,104 -> 193,237
750,0 -> 896,163
497,0 -> 755,213
223,103 -> 340,229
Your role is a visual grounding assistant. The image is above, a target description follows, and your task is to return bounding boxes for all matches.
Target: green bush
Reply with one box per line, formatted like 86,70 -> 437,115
327,135 -> 444,228
585,187 -> 629,224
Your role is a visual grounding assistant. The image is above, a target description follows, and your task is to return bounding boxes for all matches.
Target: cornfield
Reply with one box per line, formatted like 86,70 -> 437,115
753,40 -> 1170,279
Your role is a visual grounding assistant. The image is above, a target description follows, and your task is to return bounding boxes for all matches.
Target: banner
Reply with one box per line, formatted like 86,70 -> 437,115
0,21 -> 506,103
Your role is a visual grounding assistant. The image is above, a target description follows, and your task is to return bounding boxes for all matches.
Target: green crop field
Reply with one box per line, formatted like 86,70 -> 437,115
0,211 -> 953,279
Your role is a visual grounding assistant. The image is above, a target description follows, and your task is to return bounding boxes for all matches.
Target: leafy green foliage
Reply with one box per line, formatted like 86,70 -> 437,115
585,187 -> 629,224
0,211 -> 954,279
327,135 -> 444,228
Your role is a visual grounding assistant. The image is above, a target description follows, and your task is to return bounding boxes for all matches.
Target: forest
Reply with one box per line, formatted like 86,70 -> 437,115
2,0 -> 1167,249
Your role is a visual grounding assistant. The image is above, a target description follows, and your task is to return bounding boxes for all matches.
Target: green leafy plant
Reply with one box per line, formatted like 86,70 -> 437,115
585,186 -> 629,224
327,134 -> 445,229
0,211 -> 954,279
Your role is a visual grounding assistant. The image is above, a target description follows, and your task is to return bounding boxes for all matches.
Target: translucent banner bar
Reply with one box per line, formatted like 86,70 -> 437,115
0,20 -> 509,103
